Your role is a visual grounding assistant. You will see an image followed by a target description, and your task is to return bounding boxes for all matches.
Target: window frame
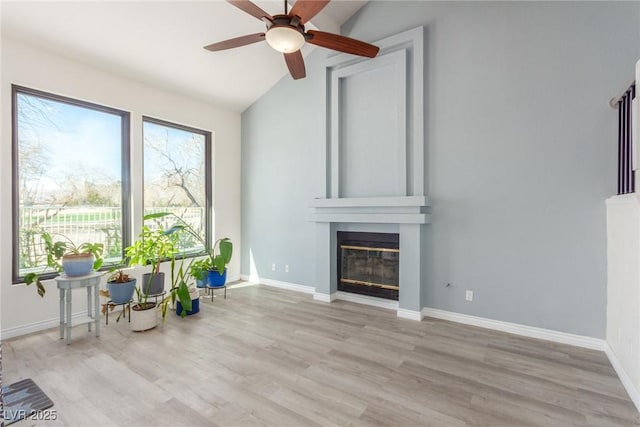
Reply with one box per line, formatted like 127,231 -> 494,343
142,115 -> 212,258
11,84 -> 132,284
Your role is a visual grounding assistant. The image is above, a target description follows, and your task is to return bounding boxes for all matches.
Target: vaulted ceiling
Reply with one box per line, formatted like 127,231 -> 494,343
1,1 -> 367,112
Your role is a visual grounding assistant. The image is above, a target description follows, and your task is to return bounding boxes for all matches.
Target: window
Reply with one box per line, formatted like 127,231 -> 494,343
12,85 -> 131,282
142,117 -> 211,256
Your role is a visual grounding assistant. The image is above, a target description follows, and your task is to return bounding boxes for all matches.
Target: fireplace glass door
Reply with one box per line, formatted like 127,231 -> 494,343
337,232 -> 399,300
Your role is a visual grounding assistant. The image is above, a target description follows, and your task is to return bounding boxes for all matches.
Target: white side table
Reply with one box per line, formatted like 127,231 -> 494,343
55,271 -> 102,345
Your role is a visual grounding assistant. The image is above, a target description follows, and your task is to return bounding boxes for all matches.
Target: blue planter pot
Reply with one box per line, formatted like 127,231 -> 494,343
107,279 -> 136,304
195,278 -> 207,288
176,298 -> 199,316
207,269 -> 227,287
62,254 -> 94,277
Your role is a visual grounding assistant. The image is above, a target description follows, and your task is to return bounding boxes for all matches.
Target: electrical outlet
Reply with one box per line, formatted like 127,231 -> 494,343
465,290 -> 473,301
271,263 -> 276,271
285,264 -> 289,273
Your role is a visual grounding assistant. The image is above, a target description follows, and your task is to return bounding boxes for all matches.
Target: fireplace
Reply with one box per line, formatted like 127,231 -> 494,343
337,231 -> 400,300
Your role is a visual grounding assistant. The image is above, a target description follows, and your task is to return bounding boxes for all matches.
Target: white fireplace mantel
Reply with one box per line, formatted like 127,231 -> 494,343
309,196 -> 430,224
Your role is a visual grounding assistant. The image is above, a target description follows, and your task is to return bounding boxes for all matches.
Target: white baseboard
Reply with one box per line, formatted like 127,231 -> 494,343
226,274 -> 242,283
238,276 -> 606,352
2,312 -> 90,340
605,344 -> 640,412
239,274 -> 257,283
313,292 -> 335,302
422,307 -> 606,351
253,277 -> 316,294
397,308 -> 423,321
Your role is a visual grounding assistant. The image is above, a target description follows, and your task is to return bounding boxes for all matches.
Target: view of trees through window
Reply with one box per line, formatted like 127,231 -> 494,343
12,87 -> 211,282
143,118 -> 210,256
13,86 -> 129,280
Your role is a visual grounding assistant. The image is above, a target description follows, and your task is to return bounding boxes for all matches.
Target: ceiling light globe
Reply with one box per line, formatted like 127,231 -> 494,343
265,26 -> 305,53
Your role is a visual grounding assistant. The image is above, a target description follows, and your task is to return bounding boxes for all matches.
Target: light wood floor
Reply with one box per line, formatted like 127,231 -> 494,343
3,283 -> 639,426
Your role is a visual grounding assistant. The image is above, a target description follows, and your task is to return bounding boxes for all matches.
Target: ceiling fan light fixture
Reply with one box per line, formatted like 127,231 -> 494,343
265,26 -> 305,53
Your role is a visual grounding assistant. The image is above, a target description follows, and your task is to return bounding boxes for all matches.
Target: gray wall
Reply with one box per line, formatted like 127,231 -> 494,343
241,1 -> 640,338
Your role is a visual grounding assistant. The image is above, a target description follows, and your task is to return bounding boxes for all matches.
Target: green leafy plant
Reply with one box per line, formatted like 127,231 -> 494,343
129,257 -> 191,323
24,231 -> 104,297
210,237 -> 233,275
124,219 -> 179,306
149,212 -> 233,275
124,213 -> 196,323
189,258 -> 211,282
123,212 -> 231,323
130,233 -> 193,320
125,225 -> 177,275
162,257 -> 193,319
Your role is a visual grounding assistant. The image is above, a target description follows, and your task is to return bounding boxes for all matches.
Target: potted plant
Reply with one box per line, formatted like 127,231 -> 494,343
151,212 -> 233,288
125,223 -> 177,296
127,214 -> 197,330
176,285 -> 200,316
190,258 -> 210,288
106,269 -> 136,304
24,231 -> 104,297
131,255 -> 195,330
165,257 -> 196,318
99,267 -> 135,324
130,285 -> 159,331
207,237 -> 233,287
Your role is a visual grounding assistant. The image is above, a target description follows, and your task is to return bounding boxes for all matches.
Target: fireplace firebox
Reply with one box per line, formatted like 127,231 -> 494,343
337,231 -> 399,300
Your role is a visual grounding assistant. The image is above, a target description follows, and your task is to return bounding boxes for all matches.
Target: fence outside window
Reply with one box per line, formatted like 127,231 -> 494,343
18,206 -> 205,277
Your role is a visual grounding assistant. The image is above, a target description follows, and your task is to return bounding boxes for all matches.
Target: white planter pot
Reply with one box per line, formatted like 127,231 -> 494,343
130,303 -> 157,331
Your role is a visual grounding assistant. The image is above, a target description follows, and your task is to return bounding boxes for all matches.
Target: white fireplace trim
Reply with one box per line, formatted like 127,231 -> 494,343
397,308 -> 424,321
309,196 -> 430,224
310,195 -> 429,208
313,292 -> 335,303
335,291 -> 399,310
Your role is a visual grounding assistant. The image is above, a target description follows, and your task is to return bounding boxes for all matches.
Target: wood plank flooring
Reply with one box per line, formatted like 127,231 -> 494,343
3,283 -> 638,426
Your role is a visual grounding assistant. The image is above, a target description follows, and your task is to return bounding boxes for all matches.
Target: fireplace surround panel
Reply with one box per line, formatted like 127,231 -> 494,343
310,28 -> 427,319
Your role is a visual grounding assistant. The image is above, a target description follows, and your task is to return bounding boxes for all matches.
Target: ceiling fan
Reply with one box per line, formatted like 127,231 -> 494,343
204,0 -> 380,80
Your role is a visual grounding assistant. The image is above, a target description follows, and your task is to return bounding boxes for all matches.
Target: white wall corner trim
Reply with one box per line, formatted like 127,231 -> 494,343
313,292 -> 336,302
605,344 -> 640,412
2,312 -> 89,340
422,308 -> 606,351
397,308 -> 423,321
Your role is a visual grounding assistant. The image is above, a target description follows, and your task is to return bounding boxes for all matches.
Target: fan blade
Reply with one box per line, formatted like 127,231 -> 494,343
284,51 -> 306,80
227,0 -> 273,21
204,33 -> 265,51
307,30 -> 379,58
289,0 -> 329,24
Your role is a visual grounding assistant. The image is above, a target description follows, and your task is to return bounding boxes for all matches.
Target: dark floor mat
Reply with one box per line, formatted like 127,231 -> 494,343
2,379 -> 54,425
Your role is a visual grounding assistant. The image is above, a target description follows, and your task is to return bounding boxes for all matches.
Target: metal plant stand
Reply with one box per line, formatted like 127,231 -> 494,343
205,285 -> 227,302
